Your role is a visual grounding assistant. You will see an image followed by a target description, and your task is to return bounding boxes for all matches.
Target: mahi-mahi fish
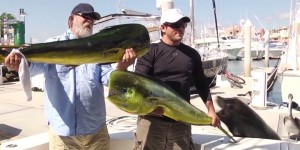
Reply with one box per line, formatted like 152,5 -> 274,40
0,24 -> 150,65
107,70 -> 237,143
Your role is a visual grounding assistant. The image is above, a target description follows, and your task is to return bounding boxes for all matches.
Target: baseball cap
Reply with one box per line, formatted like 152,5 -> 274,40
160,8 -> 190,25
71,3 -> 101,20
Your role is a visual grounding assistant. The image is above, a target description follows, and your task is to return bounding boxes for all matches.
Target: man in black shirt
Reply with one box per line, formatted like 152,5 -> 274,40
133,8 -> 220,150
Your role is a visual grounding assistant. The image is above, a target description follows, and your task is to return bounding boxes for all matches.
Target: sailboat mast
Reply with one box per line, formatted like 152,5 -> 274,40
189,0 -> 195,46
212,0 -> 220,49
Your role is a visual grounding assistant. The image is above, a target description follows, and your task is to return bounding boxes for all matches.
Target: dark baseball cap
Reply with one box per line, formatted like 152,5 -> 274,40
71,3 -> 101,20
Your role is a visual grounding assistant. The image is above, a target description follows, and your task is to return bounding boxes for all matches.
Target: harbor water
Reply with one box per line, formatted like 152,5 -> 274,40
226,59 -> 283,104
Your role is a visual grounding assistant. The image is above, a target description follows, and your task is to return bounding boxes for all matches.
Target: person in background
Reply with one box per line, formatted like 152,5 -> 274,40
133,8 -> 220,150
5,3 -> 136,150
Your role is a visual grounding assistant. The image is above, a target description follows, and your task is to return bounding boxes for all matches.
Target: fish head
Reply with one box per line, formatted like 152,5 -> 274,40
108,70 -> 155,115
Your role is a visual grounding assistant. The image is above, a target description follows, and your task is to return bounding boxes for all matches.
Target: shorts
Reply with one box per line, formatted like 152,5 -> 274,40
133,115 -> 194,150
48,125 -> 110,150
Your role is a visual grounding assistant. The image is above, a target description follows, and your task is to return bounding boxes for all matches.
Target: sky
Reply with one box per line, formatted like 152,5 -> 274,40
0,0 -> 293,43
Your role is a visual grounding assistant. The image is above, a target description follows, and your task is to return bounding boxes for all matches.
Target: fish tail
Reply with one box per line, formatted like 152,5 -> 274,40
218,126 -> 237,143
0,50 -> 9,63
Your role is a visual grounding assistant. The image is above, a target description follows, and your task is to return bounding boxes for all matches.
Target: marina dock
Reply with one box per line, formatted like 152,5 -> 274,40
1,71 -> 300,150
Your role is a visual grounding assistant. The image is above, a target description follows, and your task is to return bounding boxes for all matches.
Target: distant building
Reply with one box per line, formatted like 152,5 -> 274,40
222,24 -> 290,44
223,25 -> 241,36
269,26 -> 289,43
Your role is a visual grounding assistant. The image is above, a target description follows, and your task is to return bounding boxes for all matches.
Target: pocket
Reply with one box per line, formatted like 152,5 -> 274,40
56,66 -> 72,80
79,64 -> 99,82
133,133 -> 143,150
46,65 -> 72,80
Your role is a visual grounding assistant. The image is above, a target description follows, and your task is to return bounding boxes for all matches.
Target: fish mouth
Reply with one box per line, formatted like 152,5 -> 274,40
107,88 -> 129,109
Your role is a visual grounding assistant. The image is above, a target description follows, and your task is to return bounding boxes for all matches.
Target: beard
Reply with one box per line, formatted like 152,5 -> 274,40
73,21 -> 93,38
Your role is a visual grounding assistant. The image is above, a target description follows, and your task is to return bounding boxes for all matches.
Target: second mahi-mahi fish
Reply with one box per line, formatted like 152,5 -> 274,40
107,70 -> 237,143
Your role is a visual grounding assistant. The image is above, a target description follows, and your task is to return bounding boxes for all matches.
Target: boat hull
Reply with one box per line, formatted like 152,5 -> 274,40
280,70 -> 300,104
227,47 -> 243,60
237,49 -> 265,59
202,52 -> 228,83
237,48 -> 283,60
267,48 -> 284,59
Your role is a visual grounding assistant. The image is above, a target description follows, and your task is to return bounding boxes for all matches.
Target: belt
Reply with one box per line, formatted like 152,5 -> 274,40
139,115 -> 177,122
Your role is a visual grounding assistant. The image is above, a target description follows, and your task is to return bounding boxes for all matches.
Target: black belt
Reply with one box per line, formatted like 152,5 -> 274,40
139,115 -> 177,122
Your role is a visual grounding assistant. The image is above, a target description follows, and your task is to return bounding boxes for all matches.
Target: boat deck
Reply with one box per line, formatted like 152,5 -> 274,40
1,71 -> 300,149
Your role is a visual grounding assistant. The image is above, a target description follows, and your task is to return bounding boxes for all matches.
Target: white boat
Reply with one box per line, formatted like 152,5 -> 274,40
238,21 -> 285,60
220,35 -> 244,60
237,38 -> 266,59
238,41 -> 285,60
279,0 -> 300,104
188,0 -> 228,88
193,35 -> 242,60
268,41 -> 287,59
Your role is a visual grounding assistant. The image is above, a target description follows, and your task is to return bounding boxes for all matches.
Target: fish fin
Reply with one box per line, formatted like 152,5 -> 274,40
0,50 -> 10,63
145,97 -> 166,111
218,126 -> 237,143
99,48 -> 124,64
146,97 -> 165,104
97,62 -> 116,65
102,48 -> 123,55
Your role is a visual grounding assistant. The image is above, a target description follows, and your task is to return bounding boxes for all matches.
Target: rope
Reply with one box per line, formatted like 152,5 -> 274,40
218,68 -> 246,89
106,116 -> 137,131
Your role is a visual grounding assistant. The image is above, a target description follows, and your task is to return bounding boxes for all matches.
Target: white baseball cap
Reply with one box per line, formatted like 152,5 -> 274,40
160,8 -> 190,25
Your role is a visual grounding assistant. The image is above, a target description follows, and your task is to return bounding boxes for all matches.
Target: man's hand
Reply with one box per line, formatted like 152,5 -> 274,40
5,51 -> 22,70
208,110 -> 221,127
116,48 -> 137,71
205,100 -> 221,127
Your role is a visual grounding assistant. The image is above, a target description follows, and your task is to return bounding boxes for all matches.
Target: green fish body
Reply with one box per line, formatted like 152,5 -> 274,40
108,70 -> 236,142
0,24 -> 150,65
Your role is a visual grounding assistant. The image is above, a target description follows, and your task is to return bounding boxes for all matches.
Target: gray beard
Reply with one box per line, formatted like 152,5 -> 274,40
76,27 -> 92,38
73,20 -> 93,38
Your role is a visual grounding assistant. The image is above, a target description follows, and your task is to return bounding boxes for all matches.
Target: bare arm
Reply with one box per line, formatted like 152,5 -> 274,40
205,100 -> 220,127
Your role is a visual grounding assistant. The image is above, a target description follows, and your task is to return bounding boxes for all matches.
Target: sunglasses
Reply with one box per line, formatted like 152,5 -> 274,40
76,13 -> 94,20
164,22 -> 187,29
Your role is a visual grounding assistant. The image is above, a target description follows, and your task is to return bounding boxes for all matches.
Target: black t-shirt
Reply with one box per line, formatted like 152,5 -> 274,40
135,40 -> 212,103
